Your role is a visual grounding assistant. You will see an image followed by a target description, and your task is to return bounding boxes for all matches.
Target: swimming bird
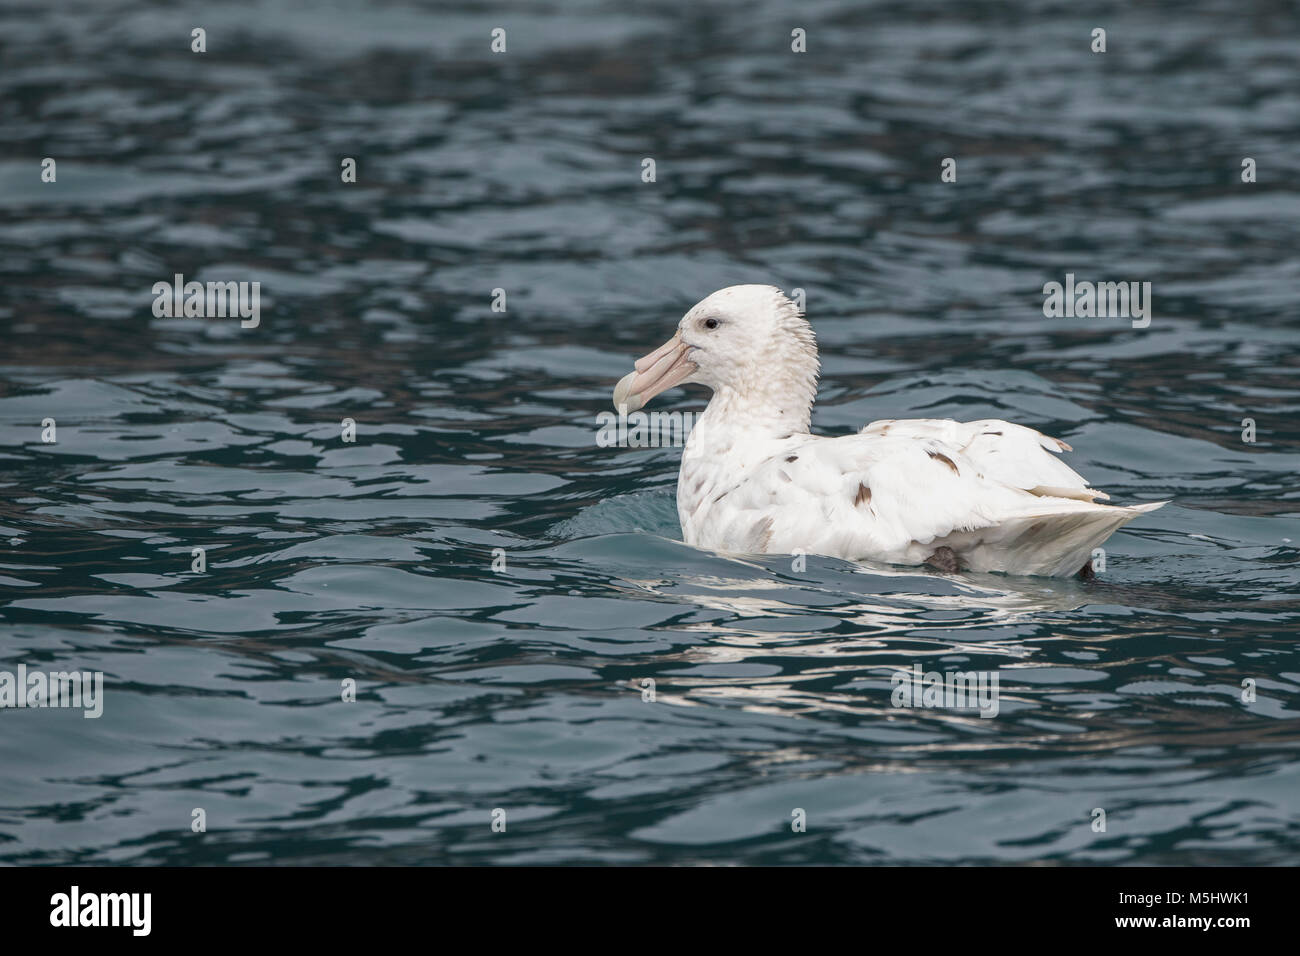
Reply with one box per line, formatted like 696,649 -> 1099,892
611,285 -> 1165,578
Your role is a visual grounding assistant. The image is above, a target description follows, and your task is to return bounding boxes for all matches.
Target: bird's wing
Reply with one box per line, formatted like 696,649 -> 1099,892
858,418 -> 1106,501
703,432 -> 1034,556
694,424 -> 1151,574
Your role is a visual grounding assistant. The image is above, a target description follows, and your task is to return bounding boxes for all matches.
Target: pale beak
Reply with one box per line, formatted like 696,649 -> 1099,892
612,331 -> 698,413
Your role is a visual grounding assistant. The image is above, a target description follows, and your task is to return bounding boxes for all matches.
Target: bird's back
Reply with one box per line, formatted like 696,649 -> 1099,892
679,418 -> 1164,576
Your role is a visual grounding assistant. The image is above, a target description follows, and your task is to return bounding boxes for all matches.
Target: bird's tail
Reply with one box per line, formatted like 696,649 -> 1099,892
940,500 -> 1167,577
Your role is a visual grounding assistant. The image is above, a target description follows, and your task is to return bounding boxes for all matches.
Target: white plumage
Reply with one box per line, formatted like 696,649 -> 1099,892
611,285 -> 1165,578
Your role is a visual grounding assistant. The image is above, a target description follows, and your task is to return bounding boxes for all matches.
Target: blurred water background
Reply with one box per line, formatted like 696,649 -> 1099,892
0,0 -> 1297,864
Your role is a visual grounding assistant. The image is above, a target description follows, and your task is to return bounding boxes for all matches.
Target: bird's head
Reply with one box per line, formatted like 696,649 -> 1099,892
612,285 -> 819,428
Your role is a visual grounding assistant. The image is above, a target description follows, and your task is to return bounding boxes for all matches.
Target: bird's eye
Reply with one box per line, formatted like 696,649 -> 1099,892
703,317 -> 720,330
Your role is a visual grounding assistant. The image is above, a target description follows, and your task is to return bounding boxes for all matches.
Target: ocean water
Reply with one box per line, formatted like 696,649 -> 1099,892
1,0 -> 1297,865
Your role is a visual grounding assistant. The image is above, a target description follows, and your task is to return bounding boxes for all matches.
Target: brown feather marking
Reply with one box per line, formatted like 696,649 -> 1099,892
785,455 -> 798,462
927,450 -> 960,475
854,483 -> 872,506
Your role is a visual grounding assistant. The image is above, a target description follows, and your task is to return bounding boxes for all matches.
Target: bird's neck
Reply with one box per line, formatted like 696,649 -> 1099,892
696,385 -> 813,439
678,388 -> 809,537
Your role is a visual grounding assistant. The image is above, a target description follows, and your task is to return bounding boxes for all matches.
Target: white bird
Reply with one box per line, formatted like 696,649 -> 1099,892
612,284 -> 1166,578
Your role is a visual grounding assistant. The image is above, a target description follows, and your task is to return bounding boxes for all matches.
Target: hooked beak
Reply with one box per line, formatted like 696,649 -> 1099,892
612,331 -> 698,413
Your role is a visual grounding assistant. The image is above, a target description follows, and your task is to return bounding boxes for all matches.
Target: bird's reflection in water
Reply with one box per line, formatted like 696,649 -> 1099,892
620,555 -> 1121,724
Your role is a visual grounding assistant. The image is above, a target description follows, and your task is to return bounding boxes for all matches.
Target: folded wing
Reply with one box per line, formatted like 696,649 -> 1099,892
693,419 -> 1163,576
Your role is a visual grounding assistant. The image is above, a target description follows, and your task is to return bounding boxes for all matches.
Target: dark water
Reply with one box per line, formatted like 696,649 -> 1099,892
1,0 -> 1298,865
